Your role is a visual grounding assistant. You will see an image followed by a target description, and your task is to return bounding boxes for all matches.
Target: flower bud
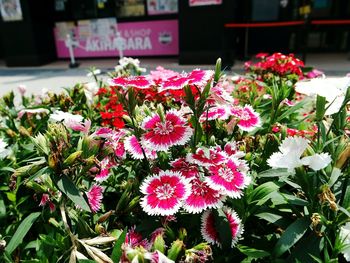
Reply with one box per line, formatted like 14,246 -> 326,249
153,234 -> 165,254
63,150 -> 83,166
167,240 -> 184,261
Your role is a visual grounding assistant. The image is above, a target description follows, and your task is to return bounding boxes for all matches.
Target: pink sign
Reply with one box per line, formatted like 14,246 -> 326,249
189,0 -> 222,6
54,20 -> 179,58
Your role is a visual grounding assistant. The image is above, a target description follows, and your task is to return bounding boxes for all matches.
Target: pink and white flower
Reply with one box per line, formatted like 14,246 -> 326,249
140,170 -> 191,216
170,158 -> 199,179
199,105 -> 231,122
183,178 -> 224,214
141,110 -> 193,152
201,207 -> 243,248
206,158 -> 250,198
187,146 -> 227,167
159,69 -> 213,92
124,135 -> 156,160
111,75 -> 154,89
232,105 -> 261,132
86,185 -> 103,213
95,157 -> 116,182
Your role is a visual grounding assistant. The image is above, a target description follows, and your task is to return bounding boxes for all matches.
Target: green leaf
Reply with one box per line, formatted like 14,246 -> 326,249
273,217 -> 310,258
280,193 -> 309,206
0,167 -> 15,173
258,168 -> 292,178
248,182 -> 280,204
5,212 -> 41,254
238,245 -> 270,258
53,175 -> 91,212
328,168 -> 341,188
255,212 -> 283,224
78,260 -> 96,263
0,194 -> 6,221
111,228 -> 127,263
315,95 -> 327,121
277,100 -> 307,122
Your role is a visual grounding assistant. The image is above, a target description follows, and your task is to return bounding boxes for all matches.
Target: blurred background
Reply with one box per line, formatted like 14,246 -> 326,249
0,0 -> 349,67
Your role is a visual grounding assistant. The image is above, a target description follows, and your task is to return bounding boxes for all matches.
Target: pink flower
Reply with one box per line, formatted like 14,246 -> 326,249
140,170 -> 191,216
199,106 -> 230,122
170,158 -> 199,179
94,127 -> 126,141
183,178 -> 224,214
18,84 -> 27,96
149,66 -> 180,85
282,98 -> 295,107
201,207 -> 243,248
95,157 -> 116,182
187,147 -> 227,167
224,142 -> 245,159
141,110 -> 193,152
159,75 -> 190,92
67,119 -> 91,134
232,105 -> 261,132
187,69 -> 214,87
86,185 -> 103,213
111,76 -> 154,89
201,210 -> 220,246
124,135 -> 148,160
159,69 -> 213,92
206,158 -> 250,198
256,52 -> 269,59
39,193 -> 56,213
125,227 -> 149,249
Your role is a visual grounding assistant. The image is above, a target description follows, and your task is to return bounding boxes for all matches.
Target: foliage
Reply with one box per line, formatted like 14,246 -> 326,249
0,54 -> 349,262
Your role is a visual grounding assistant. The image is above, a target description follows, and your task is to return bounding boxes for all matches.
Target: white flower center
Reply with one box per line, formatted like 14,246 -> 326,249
219,167 -> 235,182
154,121 -> 174,135
192,181 -> 206,197
155,183 -> 175,200
240,111 -> 250,120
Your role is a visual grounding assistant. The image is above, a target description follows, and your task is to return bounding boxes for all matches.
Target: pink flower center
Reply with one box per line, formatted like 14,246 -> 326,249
154,121 -> 174,135
155,183 -> 175,200
219,167 -> 235,182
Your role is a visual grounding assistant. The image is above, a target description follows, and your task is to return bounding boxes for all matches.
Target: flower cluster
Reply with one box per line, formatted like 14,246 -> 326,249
245,52 -> 305,78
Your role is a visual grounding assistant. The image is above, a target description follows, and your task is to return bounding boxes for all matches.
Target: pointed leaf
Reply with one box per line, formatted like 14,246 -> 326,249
273,217 -> 310,258
238,245 -> 270,258
111,228 -> 127,263
5,212 -> 41,254
54,175 -> 91,212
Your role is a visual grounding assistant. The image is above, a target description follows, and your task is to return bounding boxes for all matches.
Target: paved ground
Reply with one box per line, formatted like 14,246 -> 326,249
0,53 -> 349,98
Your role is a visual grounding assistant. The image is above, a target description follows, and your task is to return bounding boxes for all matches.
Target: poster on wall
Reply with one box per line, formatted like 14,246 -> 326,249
54,19 -> 179,58
116,0 -> 145,17
189,0 -> 222,7
147,0 -> 178,15
55,22 -> 76,40
0,0 -> 22,21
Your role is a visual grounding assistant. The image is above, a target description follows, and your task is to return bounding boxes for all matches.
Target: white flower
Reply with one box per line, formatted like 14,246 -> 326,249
267,137 -> 332,172
295,77 -> 350,115
83,82 -> 99,106
50,110 -> 83,127
0,138 -> 10,159
267,137 -> 308,172
18,108 -> 50,118
86,68 -> 101,77
301,153 -> 332,171
340,222 -> 350,262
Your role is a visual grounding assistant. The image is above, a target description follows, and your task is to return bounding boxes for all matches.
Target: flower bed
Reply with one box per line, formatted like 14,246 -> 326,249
0,54 -> 349,262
